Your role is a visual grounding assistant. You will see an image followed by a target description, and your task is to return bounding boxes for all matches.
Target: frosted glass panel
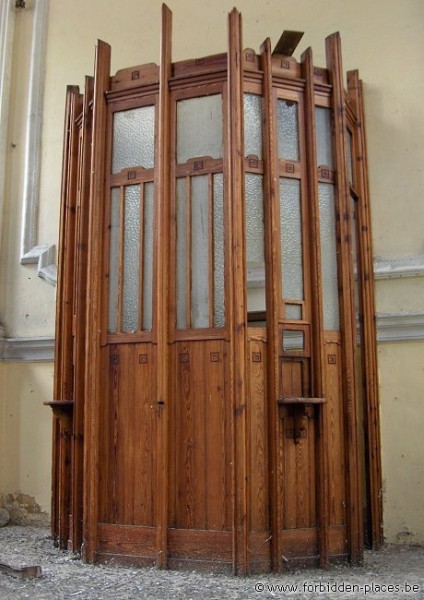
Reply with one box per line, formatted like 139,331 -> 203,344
108,188 -> 120,332
176,178 -> 187,329
280,178 -> 303,300
244,93 -> 262,159
112,106 -> 155,174
245,174 -> 265,313
277,99 -> 299,161
177,95 -> 222,164
213,174 -> 225,328
319,183 -> 340,330
315,107 -> 333,168
191,176 -> 210,328
122,185 -> 141,333
286,304 -> 302,320
142,183 -> 154,331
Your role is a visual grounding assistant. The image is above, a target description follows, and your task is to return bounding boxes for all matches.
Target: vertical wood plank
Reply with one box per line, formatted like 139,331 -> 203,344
347,70 -> 383,549
260,37 -> 283,571
155,2 -> 172,568
301,47 -> 330,567
326,33 -> 362,564
83,39 -> 111,563
227,8 -> 248,575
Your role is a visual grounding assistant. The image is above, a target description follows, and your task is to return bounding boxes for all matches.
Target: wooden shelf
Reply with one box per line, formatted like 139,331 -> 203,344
277,397 -> 326,405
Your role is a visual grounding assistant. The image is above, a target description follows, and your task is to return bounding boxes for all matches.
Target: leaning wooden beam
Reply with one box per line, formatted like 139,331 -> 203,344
325,32 -> 363,564
83,39 -> 111,563
260,37 -> 283,572
347,69 -> 383,550
155,2 -> 172,569
301,46 -> 330,568
0,562 -> 42,580
228,7 -> 248,575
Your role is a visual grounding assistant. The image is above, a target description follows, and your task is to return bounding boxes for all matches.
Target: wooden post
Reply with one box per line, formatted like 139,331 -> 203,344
347,70 -> 383,550
301,46 -> 330,568
260,37 -> 283,572
227,8 -> 248,575
326,33 -> 363,564
155,3 -> 172,569
83,39 -> 111,563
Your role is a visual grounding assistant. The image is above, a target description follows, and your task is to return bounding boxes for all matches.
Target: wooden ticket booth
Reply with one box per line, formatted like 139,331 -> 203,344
48,5 -> 382,574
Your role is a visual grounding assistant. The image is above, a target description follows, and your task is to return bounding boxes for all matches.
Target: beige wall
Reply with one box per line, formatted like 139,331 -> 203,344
0,0 -> 423,542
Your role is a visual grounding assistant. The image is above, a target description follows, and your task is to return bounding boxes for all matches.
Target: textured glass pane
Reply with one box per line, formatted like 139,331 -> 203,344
286,304 -> 302,320
177,95 -> 222,164
108,188 -> 120,332
283,330 -> 305,352
319,183 -> 340,330
213,174 -> 225,328
277,99 -> 299,161
347,128 -> 354,184
142,183 -> 154,331
315,107 -> 333,168
176,178 -> 187,329
112,106 -> 155,174
122,185 -> 141,333
191,176 -> 210,328
244,93 -> 262,159
280,178 -> 303,300
245,174 -> 265,313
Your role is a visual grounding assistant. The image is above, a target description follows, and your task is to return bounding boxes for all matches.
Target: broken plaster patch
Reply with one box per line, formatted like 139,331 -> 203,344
0,493 -> 49,527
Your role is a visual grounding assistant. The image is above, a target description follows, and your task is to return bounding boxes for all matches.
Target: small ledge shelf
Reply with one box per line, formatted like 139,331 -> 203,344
44,400 -> 74,419
278,397 -> 326,405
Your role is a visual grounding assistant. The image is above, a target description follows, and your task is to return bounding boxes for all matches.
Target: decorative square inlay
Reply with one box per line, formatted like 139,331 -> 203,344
139,354 -> 148,364
210,352 -> 221,363
128,170 -> 136,180
286,163 -> 295,173
194,160 -> 204,171
252,352 -> 262,363
179,353 -> 189,363
328,354 -> 337,364
131,71 -> 140,80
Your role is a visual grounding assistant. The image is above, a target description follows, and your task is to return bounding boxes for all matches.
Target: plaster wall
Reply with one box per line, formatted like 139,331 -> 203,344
0,0 -> 422,543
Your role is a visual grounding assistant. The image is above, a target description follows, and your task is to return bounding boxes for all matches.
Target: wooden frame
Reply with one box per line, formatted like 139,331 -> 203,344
49,5 -> 382,574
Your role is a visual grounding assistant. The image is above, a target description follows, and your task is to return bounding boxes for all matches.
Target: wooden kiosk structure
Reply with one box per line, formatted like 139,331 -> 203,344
48,5 -> 382,573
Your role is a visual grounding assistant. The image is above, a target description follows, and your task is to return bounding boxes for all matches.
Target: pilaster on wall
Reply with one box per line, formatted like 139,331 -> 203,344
0,0 -> 55,288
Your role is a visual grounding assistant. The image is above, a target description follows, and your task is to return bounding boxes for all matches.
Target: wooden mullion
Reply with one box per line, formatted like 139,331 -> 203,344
208,173 -> 214,328
155,3 -> 172,569
186,176 -> 192,328
228,8 -> 248,575
347,70 -> 383,550
71,75 -> 94,553
83,39 -> 111,563
326,33 -> 362,564
139,182 -> 145,331
301,46 -> 329,568
260,37 -> 283,572
117,186 -> 125,333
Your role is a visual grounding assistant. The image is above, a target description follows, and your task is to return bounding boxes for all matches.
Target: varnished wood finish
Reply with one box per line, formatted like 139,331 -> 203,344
50,8 -> 381,574
228,8 -> 248,575
347,70 -> 383,549
326,33 -> 362,563
83,40 -> 111,563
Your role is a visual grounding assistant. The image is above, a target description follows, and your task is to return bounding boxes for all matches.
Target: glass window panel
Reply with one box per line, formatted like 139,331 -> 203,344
280,178 -> 303,301
283,330 -> 305,353
286,304 -> 302,320
112,106 -> 155,174
244,93 -> 263,159
177,95 -> 222,164
108,188 -> 120,332
213,173 -> 225,328
191,175 -> 210,328
176,178 -> 187,329
245,174 -> 265,314
315,107 -> 333,168
318,183 -> 340,331
277,99 -> 299,161
142,182 -> 154,331
122,185 -> 141,333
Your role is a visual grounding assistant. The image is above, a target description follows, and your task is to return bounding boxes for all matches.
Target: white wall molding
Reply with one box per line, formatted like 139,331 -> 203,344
376,313 -> 424,344
374,255 -> 424,280
19,0 -> 55,285
0,336 -> 55,362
